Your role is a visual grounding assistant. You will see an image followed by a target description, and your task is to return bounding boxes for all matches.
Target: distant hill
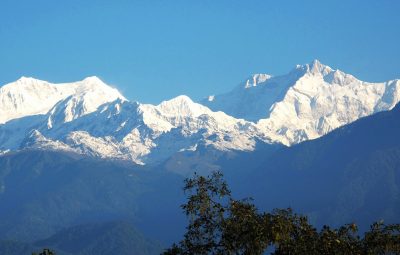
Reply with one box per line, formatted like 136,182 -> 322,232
34,221 -> 162,255
0,150 -> 185,248
0,221 -> 162,255
0,240 -> 34,255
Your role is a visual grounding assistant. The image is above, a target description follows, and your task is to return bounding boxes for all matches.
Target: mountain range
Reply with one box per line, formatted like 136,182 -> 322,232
1,101 -> 400,254
0,60 -> 399,254
1,60 -> 399,167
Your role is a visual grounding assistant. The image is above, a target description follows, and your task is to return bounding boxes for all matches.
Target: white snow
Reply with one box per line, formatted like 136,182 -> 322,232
0,60 -> 399,165
0,76 -> 124,124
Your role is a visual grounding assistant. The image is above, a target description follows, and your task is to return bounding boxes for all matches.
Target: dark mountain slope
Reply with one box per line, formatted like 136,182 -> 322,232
0,221 -> 162,255
237,104 -> 400,230
34,221 -> 162,255
0,150 -> 185,245
0,240 -> 34,255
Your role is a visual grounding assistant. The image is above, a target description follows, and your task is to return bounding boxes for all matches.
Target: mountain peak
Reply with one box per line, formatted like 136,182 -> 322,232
11,76 -> 48,87
158,95 -> 197,109
243,74 -> 272,88
78,76 -> 109,90
203,60 -> 400,145
17,76 -> 35,82
0,76 -> 126,124
292,60 -> 333,76
82,76 -> 104,84
72,76 -> 126,100
307,59 -> 333,75
167,95 -> 193,103
310,59 -> 323,67
158,95 -> 209,117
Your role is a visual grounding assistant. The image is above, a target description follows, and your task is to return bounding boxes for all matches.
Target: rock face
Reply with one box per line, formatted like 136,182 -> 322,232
0,60 -> 399,164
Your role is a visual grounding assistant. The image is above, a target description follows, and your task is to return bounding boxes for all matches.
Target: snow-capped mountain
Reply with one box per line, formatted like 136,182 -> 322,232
0,76 -> 124,124
203,60 -> 400,145
42,96 -> 266,164
0,77 -> 266,164
0,60 -> 399,164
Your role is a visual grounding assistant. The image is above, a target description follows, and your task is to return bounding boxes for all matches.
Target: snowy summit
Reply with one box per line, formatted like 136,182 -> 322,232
0,60 -> 399,164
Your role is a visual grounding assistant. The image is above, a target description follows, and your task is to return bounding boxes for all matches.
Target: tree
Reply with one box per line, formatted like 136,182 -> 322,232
164,171 -> 400,255
363,221 -> 400,254
221,199 -> 272,254
168,171 -> 230,254
32,248 -> 56,255
164,171 -> 272,254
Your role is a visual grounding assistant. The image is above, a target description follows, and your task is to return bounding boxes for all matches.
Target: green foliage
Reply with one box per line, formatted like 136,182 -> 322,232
363,221 -> 400,254
222,199 -> 271,254
179,171 -> 230,254
164,171 -> 400,255
164,171 -> 273,254
32,248 -> 56,255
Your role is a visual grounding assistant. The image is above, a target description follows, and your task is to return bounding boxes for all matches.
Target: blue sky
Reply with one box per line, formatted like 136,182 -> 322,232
0,0 -> 399,103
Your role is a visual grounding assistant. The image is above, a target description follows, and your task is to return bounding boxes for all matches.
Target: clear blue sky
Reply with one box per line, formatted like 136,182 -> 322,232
1,0 -> 399,104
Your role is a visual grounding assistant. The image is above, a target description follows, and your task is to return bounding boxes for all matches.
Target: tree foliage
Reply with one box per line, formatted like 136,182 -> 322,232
164,171 -> 400,255
32,248 -> 56,255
